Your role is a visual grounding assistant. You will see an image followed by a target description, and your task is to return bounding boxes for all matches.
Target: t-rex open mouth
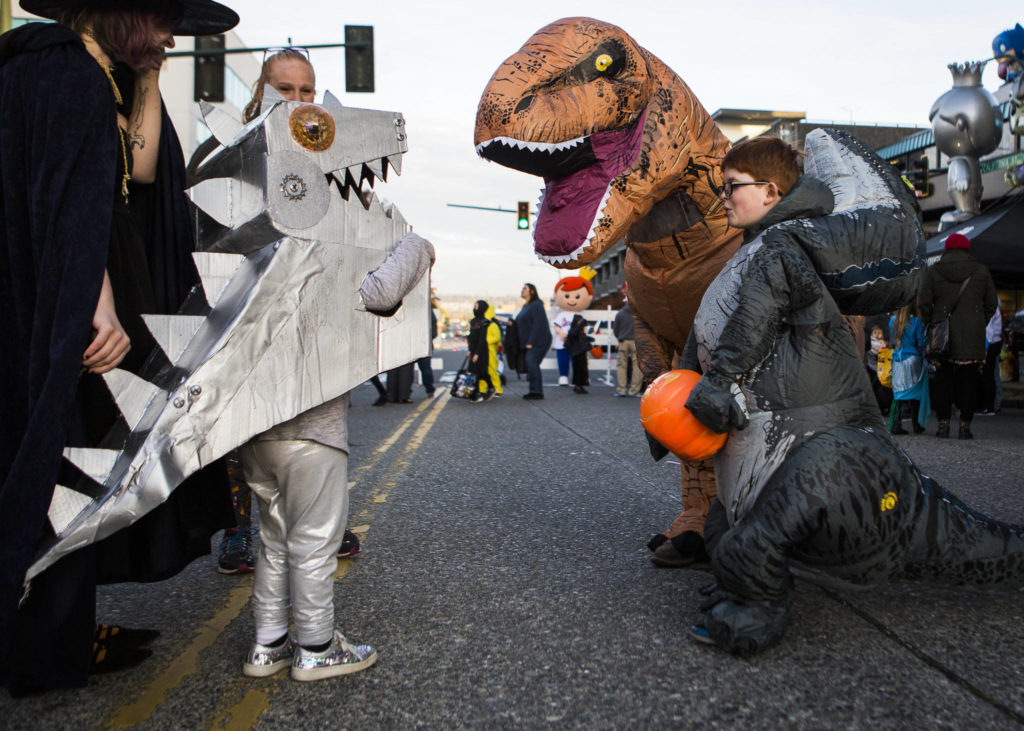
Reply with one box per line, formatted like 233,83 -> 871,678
476,111 -> 647,264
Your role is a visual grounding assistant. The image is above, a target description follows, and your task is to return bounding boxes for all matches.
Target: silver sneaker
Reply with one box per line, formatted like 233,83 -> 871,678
291,630 -> 377,681
243,637 -> 296,677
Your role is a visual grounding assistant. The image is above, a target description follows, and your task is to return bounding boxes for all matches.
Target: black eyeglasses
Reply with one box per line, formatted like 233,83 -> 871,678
720,181 -> 771,198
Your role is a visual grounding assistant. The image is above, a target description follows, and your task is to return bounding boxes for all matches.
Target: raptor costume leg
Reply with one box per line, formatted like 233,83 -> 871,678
705,427 -> 920,653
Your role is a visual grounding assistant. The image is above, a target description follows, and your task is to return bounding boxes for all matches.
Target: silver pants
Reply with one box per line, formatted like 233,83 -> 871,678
239,439 -> 348,646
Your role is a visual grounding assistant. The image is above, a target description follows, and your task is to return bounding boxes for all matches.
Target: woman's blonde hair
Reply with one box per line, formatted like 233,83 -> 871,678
242,48 -> 315,122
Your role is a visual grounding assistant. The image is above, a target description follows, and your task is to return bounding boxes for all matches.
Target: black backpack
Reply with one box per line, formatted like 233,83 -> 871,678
502,319 -> 527,375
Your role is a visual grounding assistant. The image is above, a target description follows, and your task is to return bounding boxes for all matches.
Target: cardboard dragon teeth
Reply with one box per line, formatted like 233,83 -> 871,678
32,95 -> 430,582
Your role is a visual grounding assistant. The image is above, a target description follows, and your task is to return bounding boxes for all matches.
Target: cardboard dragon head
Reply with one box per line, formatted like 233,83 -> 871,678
31,93 -> 430,581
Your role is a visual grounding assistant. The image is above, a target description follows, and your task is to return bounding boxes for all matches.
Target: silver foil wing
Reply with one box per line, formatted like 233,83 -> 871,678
28,97 -> 426,582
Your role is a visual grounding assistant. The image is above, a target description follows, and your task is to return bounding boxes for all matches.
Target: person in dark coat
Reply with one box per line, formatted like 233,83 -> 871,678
918,233 -> 997,439
0,0 -> 238,694
514,283 -> 552,399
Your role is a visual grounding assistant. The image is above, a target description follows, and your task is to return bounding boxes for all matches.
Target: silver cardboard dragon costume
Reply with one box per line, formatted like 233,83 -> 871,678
28,94 -> 431,582
685,128 -> 1024,655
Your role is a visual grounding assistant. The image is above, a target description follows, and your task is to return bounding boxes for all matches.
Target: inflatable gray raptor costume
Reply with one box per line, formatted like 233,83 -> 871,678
28,94 -> 431,583
684,128 -> 1024,655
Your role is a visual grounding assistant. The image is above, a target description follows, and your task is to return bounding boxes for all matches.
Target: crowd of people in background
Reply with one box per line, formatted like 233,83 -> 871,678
865,232 -> 1004,440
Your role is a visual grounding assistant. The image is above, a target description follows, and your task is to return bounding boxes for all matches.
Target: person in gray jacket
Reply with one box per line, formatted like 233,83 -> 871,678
613,288 -> 642,396
240,233 -> 434,681
918,233 -> 997,439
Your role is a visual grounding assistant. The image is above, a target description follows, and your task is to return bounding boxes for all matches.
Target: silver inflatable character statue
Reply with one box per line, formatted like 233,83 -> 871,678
930,61 -> 1003,230
28,92 -> 431,581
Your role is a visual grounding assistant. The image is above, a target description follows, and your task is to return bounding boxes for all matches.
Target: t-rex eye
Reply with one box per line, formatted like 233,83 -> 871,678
595,54 -> 613,72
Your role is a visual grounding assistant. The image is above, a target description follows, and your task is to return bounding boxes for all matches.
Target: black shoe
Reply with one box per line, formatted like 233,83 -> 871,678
936,420 -> 950,438
573,385 -> 587,394
890,424 -> 908,435
338,529 -> 360,558
92,642 -> 153,675
911,421 -> 925,434
523,393 -> 544,400
650,531 -> 710,569
959,422 -> 974,439
372,395 -> 388,406
95,624 -> 160,648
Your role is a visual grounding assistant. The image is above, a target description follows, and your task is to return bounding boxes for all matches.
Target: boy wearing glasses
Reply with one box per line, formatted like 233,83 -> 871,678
681,133 -> 888,653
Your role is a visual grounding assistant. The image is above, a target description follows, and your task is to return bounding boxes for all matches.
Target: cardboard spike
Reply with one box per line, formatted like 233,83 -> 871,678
365,159 -> 384,182
360,164 -> 376,189
192,251 -> 244,307
385,154 -> 402,176
48,485 -> 94,535
187,178 -> 238,227
322,90 -> 342,107
63,447 -> 120,485
387,202 -> 407,228
357,187 -> 374,211
379,157 -> 389,183
331,171 -> 351,200
101,369 -> 162,429
142,314 -> 207,362
199,101 -> 242,146
261,83 -> 286,107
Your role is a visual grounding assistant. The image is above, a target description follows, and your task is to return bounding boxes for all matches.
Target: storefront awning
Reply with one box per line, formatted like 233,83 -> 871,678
925,193 -> 1024,289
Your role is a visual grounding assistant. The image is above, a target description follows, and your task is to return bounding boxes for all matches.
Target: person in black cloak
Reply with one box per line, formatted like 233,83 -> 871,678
0,0 -> 238,695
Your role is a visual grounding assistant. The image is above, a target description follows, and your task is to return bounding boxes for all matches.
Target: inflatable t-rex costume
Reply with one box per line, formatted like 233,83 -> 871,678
474,17 -> 741,558
685,128 -> 1024,655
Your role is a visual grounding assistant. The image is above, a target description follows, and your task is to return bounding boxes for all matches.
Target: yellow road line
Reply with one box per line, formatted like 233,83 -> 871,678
107,577 -> 254,728
203,392 -> 449,728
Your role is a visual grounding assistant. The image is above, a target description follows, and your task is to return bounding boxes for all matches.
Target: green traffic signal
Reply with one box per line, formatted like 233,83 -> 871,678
517,201 -> 530,230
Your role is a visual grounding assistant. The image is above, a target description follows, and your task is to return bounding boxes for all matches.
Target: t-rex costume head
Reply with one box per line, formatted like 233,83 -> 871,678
475,17 -> 741,371
474,16 -> 734,270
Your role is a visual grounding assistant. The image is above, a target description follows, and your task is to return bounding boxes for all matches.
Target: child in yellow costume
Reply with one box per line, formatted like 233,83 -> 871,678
467,300 -> 503,402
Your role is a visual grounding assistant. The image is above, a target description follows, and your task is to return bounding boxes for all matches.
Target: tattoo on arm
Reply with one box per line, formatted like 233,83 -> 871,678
129,86 -> 148,150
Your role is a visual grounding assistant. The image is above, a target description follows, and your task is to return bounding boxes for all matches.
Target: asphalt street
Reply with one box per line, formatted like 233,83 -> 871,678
4,350 -> 1023,729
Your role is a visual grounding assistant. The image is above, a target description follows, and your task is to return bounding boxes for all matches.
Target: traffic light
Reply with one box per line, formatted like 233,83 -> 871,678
345,25 -> 374,93
910,155 -> 931,198
194,35 -> 225,102
517,201 -> 530,230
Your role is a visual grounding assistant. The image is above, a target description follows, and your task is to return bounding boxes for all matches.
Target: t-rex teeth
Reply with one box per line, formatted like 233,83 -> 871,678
584,184 -> 614,247
199,101 -> 243,147
386,153 -> 402,176
48,485 -> 93,536
476,135 -> 587,156
331,171 -> 351,200
101,369 -> 163,430
62,447 -> 120,485
323,90 -> 342,107
357,188 -> 376,211
364,159 -> 385,183
378,157 -> 389,183
141,314 -> 207,363
192,251 -> 245,307
384,202 -> 408,227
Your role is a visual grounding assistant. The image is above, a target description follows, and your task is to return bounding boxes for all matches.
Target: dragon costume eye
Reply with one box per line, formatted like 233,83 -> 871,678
289,105 -> 335,152
595,54 -> 613,73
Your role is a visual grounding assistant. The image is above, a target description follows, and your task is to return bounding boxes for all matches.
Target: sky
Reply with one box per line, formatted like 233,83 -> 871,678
233,0 -> 1016,299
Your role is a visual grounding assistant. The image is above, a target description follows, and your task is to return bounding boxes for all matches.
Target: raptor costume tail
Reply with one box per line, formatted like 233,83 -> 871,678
903,472 -> 1024,587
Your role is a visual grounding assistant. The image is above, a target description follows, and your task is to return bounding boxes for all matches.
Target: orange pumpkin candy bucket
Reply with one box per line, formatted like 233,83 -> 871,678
640,370 -> 728,461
